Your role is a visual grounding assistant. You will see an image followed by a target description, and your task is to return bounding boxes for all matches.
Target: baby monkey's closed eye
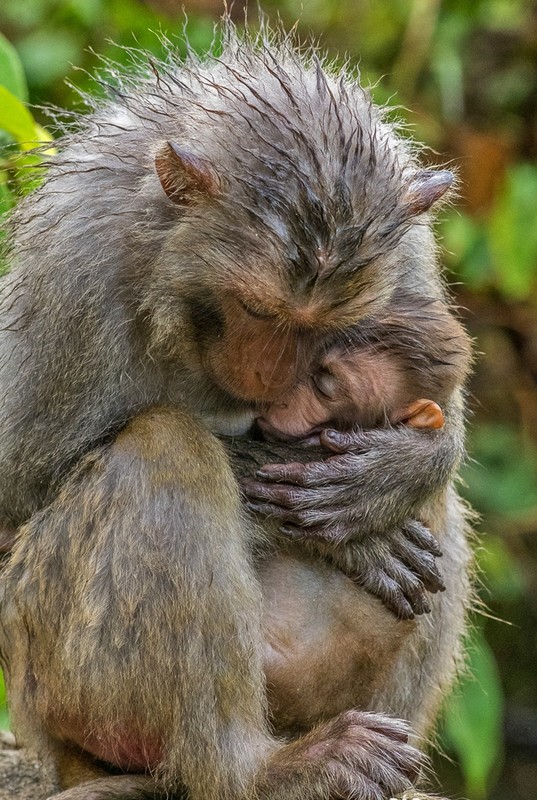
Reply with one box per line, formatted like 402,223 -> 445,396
311,368 -> 339,401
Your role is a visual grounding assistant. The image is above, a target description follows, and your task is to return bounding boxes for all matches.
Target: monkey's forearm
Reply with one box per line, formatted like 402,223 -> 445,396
236,394 -> 465,543
224,437 -> 323,478
232,409 -> 460,619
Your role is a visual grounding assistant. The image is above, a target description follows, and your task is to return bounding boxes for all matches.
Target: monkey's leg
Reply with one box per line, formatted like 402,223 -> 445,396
53,744 -> 114,788
256,710 -> 424,800
49,743 -> 161,799
2,406 -> 273,800
47,775 -> 162,800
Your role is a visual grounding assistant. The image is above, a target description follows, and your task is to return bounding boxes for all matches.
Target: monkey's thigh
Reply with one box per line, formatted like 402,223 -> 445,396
0,407 -> 265,778
260,551 -> 415,734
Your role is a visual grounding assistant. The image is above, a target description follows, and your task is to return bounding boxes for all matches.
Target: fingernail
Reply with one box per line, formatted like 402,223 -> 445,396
255,470 -> 269,479
323,429 -> 341,441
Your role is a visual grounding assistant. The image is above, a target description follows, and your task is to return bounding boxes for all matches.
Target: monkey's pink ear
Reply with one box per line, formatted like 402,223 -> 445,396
155,142 -> 220,205
402,170 -> 454,216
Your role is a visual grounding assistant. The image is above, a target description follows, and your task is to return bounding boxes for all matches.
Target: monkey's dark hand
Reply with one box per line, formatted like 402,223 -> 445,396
311,521 -> 445,620
240,408 -> 464,543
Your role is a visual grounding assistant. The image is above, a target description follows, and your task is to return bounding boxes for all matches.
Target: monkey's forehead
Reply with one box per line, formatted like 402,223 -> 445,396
149,62 -> 414,289
32,37 -> 435,320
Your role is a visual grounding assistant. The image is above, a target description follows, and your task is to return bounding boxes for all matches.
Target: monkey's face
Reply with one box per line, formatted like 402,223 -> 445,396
257,346 -> 409,440
256,350 -> 358,440
202,293 -> 317,403
257,378 -> 343,441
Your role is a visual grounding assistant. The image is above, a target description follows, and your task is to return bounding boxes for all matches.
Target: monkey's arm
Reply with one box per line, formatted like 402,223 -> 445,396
240,393 -> 464,541
236,395 -> 464,618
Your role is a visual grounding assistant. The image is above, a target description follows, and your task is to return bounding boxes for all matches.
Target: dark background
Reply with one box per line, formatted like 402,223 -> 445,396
1,2 -> 537,798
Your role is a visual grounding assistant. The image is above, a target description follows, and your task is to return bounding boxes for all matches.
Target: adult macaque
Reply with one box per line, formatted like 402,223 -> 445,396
0,23 -> 472,800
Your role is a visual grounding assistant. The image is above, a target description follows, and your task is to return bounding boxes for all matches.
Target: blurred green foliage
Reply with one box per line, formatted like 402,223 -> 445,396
444,628 -> 504,800
1,2 -> 537,798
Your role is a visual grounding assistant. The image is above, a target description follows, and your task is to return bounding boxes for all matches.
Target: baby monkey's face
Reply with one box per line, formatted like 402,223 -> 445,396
257,346 -> 444,442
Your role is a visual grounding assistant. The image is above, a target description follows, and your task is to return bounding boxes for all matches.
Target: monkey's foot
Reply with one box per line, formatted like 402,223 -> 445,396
264,710 -> 425,800
393,793 -> 447,800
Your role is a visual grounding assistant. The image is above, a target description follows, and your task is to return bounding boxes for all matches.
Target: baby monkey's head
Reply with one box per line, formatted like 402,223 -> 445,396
257,345 -> 444,442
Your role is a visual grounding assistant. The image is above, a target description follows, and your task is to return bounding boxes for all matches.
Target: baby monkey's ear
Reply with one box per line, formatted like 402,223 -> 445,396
155,141 -> 221,205
399,399 -> 445,430
402,170 -> 454,216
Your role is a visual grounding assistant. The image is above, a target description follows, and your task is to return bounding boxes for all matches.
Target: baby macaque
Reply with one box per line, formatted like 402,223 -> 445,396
258,345 -> 445,443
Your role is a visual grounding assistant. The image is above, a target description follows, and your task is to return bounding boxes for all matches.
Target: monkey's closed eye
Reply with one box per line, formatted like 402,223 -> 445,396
238,299 -> 277,321
312,369 -> 338,400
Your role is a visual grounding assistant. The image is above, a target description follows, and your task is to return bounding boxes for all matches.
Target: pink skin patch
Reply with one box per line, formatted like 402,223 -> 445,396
54,717 -> 164,772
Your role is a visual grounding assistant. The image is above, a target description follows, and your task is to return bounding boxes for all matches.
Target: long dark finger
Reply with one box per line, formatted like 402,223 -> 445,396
319,428 -> 369,454
403,520 -> 443,557
255,461 -> 315,486
245,501 -> 323,529
241,478 -> 303,508
245,500 -> 296,522
382,557 -> 432,615
360,571 -> 415,620
280,522 -> 349,544
395,541 -> 446,593
355,712 -> 411,743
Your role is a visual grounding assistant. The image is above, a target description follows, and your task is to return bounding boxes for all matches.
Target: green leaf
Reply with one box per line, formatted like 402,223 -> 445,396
0,86 -> 37,144
477,535 -> 525,602
0,177 -> 15,216
441,212 -> 491,289
16,30 -> 83,89
65,0 -> 104,27
442,629 -> 504,799
462,423 -> 537,516
0,670 -> 8,730
488,163 -> 537,300
0,32 -> 28,101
